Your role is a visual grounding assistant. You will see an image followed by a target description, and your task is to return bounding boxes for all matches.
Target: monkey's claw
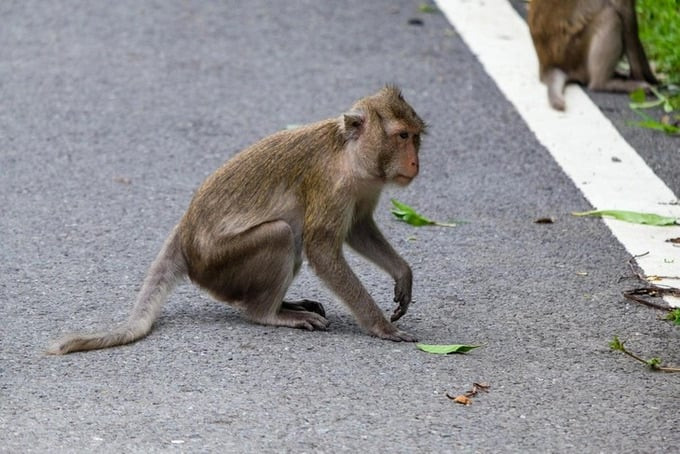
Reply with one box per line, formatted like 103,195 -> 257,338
390,306 -> 406,322
390,296 -> 411,322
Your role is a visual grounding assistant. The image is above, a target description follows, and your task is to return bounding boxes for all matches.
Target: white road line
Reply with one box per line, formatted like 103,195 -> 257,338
436,0 -> 680,306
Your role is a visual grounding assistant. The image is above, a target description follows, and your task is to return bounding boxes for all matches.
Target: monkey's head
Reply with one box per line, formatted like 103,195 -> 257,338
342,86 -> 426,187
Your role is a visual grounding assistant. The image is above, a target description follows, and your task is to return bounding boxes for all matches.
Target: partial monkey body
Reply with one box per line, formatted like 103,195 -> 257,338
49,86 -> 426,354
528,0 -> 657,111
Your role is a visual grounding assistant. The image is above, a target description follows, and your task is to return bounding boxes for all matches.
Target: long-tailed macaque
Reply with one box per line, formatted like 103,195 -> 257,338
528,0 -> 657,111
48,86 -> 426,354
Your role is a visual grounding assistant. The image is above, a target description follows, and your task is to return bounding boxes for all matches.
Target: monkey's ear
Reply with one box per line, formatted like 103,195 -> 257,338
342,111 -> 365,140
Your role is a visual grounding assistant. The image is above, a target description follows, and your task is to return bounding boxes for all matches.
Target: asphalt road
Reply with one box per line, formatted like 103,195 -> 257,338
1,1 -> 678,452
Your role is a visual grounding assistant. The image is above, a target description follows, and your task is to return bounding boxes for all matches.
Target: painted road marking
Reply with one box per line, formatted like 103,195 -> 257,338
436,0 -> 680,306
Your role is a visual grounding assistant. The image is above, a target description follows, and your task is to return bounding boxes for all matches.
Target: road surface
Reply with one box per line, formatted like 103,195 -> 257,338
1,1 -> 678,452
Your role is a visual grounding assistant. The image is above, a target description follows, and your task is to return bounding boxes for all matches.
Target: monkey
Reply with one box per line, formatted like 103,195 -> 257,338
47,86 -> 426,355
528,0 -> 657,111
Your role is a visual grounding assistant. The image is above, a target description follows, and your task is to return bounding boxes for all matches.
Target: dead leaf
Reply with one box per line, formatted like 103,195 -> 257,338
534,217 -> 554,224
446,394 -> 471,405
446,382 -> 490,406
471,382 -> 490,394
113,176 -> 132,185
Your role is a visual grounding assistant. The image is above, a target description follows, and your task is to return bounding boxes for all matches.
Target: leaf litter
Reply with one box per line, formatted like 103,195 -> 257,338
390,199 -> 459,227
446,382 -> 490,406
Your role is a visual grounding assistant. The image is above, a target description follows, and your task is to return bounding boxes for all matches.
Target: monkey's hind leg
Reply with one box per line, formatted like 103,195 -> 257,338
587,7 -> 650,93
281,299 -> 326,318
224,221 -> 330,331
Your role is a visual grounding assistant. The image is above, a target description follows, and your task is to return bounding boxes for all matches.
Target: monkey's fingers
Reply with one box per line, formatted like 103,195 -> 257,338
390,307 -> 405,322
391,295 -> 411,322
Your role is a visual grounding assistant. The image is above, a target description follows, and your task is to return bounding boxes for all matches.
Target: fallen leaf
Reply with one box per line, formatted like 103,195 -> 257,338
534,217 -> 554,224
453,395 -> 471,405
416,343 -> 480,354
113,176 -> 132,185
471,382 -> 490,394
572,209 -> 678,226
418,4 -> 439,13
391,199 -> 458,228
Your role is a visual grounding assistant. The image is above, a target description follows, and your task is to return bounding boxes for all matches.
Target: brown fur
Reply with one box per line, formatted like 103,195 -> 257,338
48,86 -> 426,354
528,0 -> 657,111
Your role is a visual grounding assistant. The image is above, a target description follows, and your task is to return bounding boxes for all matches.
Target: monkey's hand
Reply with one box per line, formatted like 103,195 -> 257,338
391,270 -> 412,322
370,319 -> 418,342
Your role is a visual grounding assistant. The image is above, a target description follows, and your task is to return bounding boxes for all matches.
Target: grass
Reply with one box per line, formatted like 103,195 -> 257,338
630,1 -> 680,134
637,0 -> 680,86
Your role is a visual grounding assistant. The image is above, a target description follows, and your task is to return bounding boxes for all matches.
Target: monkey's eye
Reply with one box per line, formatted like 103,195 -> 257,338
399,132 -> 409,139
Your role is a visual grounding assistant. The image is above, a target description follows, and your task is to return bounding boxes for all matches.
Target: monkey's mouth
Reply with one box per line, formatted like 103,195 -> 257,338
394,174 -> 415,185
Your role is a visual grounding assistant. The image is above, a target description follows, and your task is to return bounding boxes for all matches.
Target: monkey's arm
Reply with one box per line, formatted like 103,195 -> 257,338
346,217 -> 412,322
305,227 -> 416,342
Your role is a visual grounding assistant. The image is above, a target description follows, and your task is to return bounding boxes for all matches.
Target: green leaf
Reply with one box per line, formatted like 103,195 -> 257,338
647,357 -> 662,369
390,199 -> 458,228
629,99 -> 664,110
609,336 -> 624,352
416,343 -> 481,354
666,308 -> 680,325
418,3 -> 439,13
633,119 -> 680,134
572,210 -> 678,226
629,99 -> 680,134
629,88 -> 647,104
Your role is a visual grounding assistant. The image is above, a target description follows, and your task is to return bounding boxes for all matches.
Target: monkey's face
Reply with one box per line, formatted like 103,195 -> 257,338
349,86 -> 425,187
382,122 -> 421,187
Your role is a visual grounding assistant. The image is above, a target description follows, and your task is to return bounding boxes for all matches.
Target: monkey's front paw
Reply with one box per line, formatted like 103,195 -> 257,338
392,274 -> 412,322
390,303 -> 408,322
371,323 -> 417,342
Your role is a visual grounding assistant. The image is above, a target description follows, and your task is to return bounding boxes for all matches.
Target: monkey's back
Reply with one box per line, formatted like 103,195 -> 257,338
178,119 -> 346,267
528,0 -> 609,77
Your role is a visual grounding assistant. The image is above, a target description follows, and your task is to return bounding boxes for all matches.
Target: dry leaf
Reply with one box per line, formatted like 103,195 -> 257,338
453,395 -> 471,405
113,176 -> 132,185
534,217 -> 554,224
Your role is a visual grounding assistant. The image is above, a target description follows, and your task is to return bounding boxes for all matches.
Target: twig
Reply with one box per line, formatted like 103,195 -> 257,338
622,253 -> 680,312
623,289 -> 673,312
610,336 -> 680,373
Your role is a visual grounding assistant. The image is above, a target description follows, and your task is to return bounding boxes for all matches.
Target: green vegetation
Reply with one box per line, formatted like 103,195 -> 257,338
666,308 -> 680,325
609,336 -> 680,372
416,343 -> 480,354
390,199 -> 458,228
632,1 -> 680,134
571,209 -> 679,226
637,0 -> 680,86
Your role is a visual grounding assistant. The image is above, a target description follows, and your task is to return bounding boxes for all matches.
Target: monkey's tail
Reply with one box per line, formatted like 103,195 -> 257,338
47,226 -> 187,355
544,68 -> 567,111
